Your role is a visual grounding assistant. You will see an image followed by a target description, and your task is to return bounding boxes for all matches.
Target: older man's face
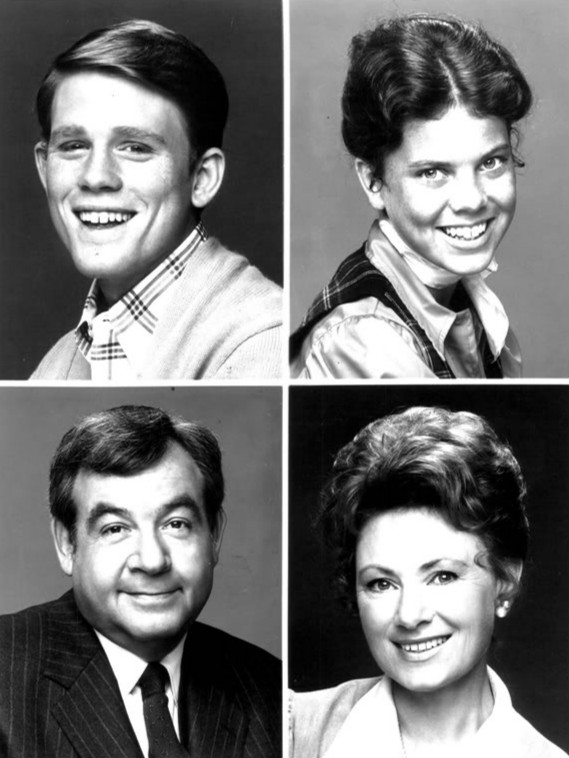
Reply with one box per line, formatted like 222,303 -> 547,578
52,442 -> 219,661
35,72 -> 197,304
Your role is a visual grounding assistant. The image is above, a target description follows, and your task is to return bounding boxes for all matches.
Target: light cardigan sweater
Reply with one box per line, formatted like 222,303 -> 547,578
30,237 -> 283,380
290,671 -> 568,758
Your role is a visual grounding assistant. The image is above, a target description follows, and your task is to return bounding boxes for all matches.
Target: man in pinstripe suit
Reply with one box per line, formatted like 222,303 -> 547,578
0,405 -> 281,758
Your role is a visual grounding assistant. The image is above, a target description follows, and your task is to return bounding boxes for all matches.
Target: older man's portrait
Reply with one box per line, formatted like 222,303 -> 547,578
0,0 -> 283,379
0,387 -> 281,757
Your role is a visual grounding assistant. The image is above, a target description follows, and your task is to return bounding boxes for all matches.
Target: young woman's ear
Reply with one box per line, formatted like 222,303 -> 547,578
355,159 -> 386,212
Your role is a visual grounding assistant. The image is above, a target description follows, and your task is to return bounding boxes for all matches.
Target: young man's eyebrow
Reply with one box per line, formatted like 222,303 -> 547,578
112,126 -> 168,146
48,125 -> 168,146
49,125 -> 88,141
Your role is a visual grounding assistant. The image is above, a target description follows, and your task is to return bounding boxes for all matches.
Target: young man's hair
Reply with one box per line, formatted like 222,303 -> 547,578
36,19 -> 229,166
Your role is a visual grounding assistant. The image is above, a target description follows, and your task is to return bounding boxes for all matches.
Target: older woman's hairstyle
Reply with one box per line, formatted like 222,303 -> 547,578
36,19 -> 229,166
320,406 -> 528,607
50,405 -> 224,541
342,13 -> 533,181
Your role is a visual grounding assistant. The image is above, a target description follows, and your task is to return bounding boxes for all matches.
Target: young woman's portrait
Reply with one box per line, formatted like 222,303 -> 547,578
290,0 -> 569,378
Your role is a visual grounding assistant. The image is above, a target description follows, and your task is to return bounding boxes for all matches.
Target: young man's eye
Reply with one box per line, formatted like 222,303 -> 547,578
57,141 -> 87,152
120,143 -> 153,155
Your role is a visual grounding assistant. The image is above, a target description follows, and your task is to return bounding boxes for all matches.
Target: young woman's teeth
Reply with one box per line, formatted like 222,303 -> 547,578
79,211 -> 133,225
442,222 -> 487,240
399,636 -> 449,653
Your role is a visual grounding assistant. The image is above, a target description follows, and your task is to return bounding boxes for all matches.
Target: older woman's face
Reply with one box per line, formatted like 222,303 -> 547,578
372,105 -> 516,276
356,507 -> 503,694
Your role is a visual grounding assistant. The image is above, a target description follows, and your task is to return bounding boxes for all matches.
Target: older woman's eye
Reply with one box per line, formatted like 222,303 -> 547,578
366,578 -> 394,592
430,571 -> 458,586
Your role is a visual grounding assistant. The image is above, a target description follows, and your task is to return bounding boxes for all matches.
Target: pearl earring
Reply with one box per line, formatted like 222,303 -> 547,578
496,600 -> 510,618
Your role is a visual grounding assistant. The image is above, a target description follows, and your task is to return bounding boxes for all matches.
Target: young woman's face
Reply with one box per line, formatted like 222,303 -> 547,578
356,508 -> 504,695
369,105 -> 516,276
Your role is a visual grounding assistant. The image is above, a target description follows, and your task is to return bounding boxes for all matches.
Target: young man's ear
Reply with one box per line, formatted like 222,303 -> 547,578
355,159 -> 386,212
34,141 -> 49,194
191,148 -> 225,209
51,518 -> 75,577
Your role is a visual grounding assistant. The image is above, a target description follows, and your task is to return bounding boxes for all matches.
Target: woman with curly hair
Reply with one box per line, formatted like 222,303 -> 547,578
291,15 -> 532,378
290,406 -> 567,757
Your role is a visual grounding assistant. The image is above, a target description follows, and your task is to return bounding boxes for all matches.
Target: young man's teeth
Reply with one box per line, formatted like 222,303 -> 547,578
400,636 -> 448,653
443,222 -> 487,240
79,211 -> 132,225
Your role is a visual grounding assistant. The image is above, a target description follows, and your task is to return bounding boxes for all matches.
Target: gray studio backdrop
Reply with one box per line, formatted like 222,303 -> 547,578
0,0 -> 282,378
291,0 -> 569,377
0,386 -> 281,658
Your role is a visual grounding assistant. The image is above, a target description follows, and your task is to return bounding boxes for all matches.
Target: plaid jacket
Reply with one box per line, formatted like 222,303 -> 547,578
290,245 -> 503,379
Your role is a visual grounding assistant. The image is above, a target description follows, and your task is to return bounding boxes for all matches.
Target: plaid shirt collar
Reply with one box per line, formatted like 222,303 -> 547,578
75,222 -> 207,377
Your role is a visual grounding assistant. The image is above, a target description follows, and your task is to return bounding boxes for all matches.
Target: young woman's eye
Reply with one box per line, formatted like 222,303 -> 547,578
430,571 -> 458,586
481,155 -> 506,171
418,167 -> 445,182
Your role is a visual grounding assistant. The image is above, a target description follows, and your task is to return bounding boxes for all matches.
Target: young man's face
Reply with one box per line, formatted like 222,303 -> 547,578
35,72 -> 199,304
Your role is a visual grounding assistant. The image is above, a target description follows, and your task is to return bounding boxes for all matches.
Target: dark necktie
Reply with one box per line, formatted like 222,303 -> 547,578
138,662 -> 189,758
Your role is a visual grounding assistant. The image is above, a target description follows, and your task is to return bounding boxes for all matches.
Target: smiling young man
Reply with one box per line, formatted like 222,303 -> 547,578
30,20 -> 282,380
0,405 -> 281,758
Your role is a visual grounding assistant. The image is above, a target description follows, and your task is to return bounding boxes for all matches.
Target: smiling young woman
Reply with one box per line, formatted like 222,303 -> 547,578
290,14 -> 532,379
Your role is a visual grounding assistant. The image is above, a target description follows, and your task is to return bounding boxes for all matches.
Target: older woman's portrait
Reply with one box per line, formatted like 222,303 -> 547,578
290,0 -> 569,378
289,386 -> 569,756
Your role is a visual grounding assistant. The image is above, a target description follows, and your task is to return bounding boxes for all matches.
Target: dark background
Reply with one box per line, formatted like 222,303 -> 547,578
0,385 -> 281,658
0,0 -> 283,379
289,385 -> 569,751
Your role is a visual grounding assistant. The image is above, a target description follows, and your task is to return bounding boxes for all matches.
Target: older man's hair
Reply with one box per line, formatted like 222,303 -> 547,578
49,405 -> 224,541
36,19 -> 229,167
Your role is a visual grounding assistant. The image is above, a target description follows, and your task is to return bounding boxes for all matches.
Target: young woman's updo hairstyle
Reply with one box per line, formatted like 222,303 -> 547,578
342,14 -> 533,182
319,406 -> 529,608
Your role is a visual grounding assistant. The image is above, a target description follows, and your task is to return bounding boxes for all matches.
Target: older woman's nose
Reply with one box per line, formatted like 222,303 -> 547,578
395,586 -> 434,629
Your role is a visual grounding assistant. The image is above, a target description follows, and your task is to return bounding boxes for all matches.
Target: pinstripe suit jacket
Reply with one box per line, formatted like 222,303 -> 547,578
0,591 -> 281,758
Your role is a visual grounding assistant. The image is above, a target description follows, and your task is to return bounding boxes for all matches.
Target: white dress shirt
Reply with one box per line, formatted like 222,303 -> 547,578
95,631 -> 186,758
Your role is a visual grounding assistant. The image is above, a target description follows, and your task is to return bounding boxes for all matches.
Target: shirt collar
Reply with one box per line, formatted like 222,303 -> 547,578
95,630 -> 186,707
366,220 -> 510,360
323,668 -> 510,758
76,221 -> 208,347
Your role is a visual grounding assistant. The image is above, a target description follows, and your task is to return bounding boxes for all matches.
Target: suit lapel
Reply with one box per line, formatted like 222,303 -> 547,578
180,623 -> 248,758
43,592 -> 143,758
